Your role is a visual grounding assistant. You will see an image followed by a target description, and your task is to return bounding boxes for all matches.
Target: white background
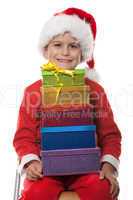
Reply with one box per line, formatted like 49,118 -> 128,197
0,0 -> 132,199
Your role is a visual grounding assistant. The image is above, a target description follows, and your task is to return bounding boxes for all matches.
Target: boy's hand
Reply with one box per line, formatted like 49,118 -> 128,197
99,162 -> 119,199
25,160 -> 43,181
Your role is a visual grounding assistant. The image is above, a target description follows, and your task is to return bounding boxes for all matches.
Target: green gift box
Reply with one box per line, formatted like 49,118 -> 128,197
42,69 -> 85,87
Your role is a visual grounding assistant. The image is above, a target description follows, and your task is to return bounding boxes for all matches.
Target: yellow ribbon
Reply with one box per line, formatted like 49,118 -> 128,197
41,62 -> 74,104
41,62 -> 74,75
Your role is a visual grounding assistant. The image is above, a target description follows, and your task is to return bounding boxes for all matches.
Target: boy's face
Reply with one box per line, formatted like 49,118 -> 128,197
43,32 -> 82,70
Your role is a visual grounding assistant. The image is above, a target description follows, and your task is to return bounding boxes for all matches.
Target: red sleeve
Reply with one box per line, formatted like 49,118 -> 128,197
86,79 -> 122,160
13,81 -> 42,159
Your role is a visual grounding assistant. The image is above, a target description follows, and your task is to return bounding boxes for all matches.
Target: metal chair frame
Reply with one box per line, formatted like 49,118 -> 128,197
13,160 -> 21,200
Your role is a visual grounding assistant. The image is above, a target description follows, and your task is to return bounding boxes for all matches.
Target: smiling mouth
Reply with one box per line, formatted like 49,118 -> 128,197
57,59 -> 72,63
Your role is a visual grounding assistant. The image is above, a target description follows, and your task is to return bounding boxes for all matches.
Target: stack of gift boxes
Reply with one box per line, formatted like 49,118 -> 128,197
40,63 -> 101,176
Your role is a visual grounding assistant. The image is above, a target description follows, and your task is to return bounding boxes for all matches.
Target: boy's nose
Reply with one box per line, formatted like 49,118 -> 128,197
62,46 -> 70,55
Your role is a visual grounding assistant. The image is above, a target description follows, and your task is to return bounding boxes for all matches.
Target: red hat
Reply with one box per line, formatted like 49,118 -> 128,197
39,8 -> 98,80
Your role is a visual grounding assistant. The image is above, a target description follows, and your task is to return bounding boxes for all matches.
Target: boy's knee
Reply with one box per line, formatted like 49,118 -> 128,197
26,185 -> 43,199
72,174 -> 112,200
86,174 -> 110,193
72,174 -> 110,194
22,177 -> 64,200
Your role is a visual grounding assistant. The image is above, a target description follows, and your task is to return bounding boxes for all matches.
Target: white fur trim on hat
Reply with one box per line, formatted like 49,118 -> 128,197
85,67 -> 99,81
38,14 -> 95,62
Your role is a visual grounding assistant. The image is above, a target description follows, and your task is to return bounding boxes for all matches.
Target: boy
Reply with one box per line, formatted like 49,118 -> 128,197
13,8 -> 121,200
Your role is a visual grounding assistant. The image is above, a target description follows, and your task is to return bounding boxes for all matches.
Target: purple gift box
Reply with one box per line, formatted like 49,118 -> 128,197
41,147 -> 101,176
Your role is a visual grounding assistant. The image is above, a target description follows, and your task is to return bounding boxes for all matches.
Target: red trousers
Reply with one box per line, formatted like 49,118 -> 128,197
20,173 -> 113,200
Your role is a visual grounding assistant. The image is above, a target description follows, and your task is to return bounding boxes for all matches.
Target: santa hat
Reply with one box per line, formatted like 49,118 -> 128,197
38,7 -> 98,80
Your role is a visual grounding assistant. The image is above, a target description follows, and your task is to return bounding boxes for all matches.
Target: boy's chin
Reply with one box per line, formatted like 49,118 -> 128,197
55,62 -> 76,70
60,65 -> 75,70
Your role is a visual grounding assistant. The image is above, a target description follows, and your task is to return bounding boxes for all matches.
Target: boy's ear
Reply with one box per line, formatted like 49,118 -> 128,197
43,46 -> 48,59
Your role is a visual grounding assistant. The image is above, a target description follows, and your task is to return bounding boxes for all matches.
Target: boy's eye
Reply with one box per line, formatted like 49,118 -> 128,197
70,44 -> 80,48
53,43 -> 61,47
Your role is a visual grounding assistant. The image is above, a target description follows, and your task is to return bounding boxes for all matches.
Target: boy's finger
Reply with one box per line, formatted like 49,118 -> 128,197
27,174 -> 39,181
111,180 -> 119,199
33,170 -> 43,178
110,182 -> 114,194
99,171 -> 105,179
29,168 -> 43,178
112,186 -> 119,199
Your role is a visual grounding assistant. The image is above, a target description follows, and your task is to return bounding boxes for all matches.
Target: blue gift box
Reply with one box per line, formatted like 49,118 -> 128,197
41,125 -> 96,150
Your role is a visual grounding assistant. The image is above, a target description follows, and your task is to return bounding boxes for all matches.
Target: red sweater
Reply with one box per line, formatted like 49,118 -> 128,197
13,78 -> 121,169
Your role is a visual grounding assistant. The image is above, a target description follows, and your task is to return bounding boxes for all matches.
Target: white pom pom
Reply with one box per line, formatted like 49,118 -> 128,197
85,67 -> 99,82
